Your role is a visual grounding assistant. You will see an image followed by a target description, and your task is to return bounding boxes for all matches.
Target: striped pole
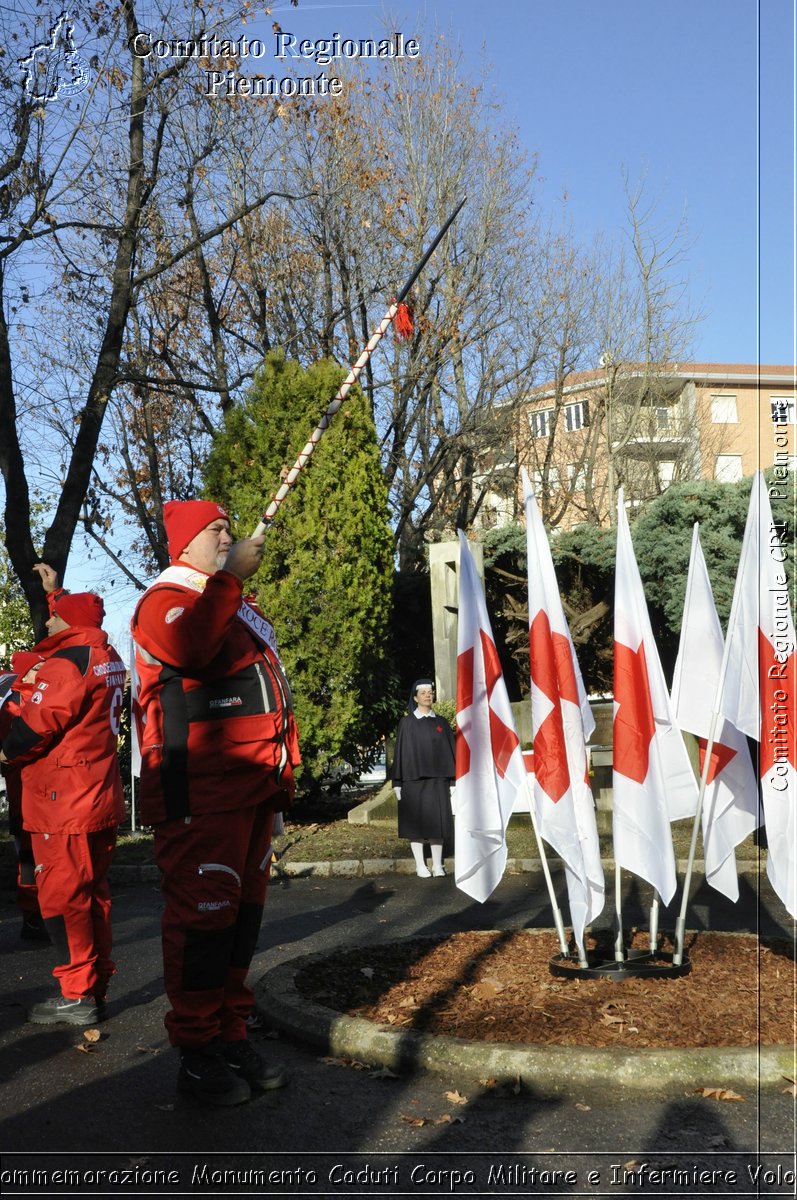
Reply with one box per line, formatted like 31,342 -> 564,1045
251,198 -> 466,536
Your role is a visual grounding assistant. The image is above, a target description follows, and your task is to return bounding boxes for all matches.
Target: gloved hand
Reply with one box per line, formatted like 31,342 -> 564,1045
449,784 -> 457,813
393,785 -> 402,800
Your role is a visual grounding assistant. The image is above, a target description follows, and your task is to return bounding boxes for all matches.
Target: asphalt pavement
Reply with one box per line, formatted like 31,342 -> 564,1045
0,863 -> 795,1197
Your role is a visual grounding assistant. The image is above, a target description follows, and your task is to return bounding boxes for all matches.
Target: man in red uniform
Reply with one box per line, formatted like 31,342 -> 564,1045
131,500 -> 300,1106
1,574 -> 126,1025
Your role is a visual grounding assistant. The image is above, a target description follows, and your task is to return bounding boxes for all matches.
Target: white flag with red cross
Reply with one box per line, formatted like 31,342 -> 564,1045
671,524 -> 760,900
523,472 -> 604,953
718,472 -> 796,917
455,531 -> 529,903
613,492 -> 698,904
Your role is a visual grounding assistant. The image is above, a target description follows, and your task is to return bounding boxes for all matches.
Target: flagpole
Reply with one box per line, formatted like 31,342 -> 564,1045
614,866 -> 624,962
649,891 -> 659,952
672,524 -> 713,965
613,487 -> 625,964
673,714 -> 721,964
251,199 -> 466,537
521,469 -> 603,968
523,775 -> 572,959
668,526 -> 705,963
673,513 -> 756,965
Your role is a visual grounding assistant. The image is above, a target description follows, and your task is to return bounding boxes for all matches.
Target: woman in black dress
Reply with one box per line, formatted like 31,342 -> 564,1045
392,679 -> 456,877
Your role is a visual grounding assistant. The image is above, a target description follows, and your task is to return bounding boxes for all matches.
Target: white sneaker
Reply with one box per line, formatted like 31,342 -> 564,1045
432,866 -> 446,877
415,865 -> 432,878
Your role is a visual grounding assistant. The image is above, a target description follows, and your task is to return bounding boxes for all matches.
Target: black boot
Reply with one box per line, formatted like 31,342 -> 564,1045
222,1039 -> 288,1091
178,1045 -> 251,1106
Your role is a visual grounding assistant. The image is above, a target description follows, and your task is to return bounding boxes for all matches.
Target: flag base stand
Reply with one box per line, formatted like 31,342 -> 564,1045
548,950 -> 692,980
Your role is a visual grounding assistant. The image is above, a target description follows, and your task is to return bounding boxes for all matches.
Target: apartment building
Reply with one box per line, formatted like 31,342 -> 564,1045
513,362 -> 796,529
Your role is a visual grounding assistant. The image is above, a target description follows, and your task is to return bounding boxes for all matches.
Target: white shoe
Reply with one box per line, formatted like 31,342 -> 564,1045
432,866 -> 446,877
415,865 -> 432,878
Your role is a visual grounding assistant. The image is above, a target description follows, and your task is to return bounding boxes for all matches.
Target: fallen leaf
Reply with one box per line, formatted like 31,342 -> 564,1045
76,1043 -> 94,1053
400,1113 -> 430,1126
360,967 -> 374,979
693,1087 -> 746,1102
135,1044 -> 161,1056
445,1089 -> 468,1106
479,1077 -> 498,1088
471,978 -> 505,1001
434,1113 -> 464,1125
624,1159 -> 640,1170
600,1001 -> 630,1016
575,1102 -> 591,1111
83,1028 -> 101,1043
782,1076 -> 797,1097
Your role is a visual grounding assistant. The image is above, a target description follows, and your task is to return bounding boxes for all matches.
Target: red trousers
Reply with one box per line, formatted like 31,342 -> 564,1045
30,828 -> 117,1000
153,804 -> 274,1048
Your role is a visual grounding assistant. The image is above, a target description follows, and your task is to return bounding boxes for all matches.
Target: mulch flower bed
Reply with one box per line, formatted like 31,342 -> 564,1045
294,930 -> 794,1049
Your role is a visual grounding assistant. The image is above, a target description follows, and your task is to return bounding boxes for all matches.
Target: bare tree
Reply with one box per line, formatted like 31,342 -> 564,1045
0,0 -> 300,630
517,174 -> 706,531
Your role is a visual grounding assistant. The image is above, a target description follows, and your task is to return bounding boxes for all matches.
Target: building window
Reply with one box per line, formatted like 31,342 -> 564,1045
564,401 -> 589,432
658,460 -> 676,486
715,455 -> 743,483
655,407 -> 671,431
566,463 -> 586,490
530,466 -> 560,490
771,397 -> 796,425
711,395 -> 738,423
529,408 -> 553,439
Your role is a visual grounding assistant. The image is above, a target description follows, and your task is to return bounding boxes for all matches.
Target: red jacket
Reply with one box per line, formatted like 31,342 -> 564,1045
131,565 -> 300,824
1,627 -> 126,834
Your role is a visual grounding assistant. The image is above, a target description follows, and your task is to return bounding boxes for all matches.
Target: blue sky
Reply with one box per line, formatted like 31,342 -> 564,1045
274,0 -> 795,365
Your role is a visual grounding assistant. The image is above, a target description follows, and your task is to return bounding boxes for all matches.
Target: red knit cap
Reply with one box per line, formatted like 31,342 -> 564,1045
11,650 -> 44,677
163,500 -> 230,561
52,592 -> 105,628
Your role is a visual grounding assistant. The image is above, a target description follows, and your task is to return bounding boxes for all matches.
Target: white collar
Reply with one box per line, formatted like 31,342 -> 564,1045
413,708 -> 436,718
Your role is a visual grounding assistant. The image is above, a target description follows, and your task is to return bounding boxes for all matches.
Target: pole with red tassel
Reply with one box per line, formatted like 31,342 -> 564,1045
250,198 -> 466,536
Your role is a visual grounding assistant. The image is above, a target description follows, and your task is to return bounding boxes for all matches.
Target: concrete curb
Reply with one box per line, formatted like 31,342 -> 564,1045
268,857 -> 765,881
0,856 -> 767,887
257,941 -> 793,1090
